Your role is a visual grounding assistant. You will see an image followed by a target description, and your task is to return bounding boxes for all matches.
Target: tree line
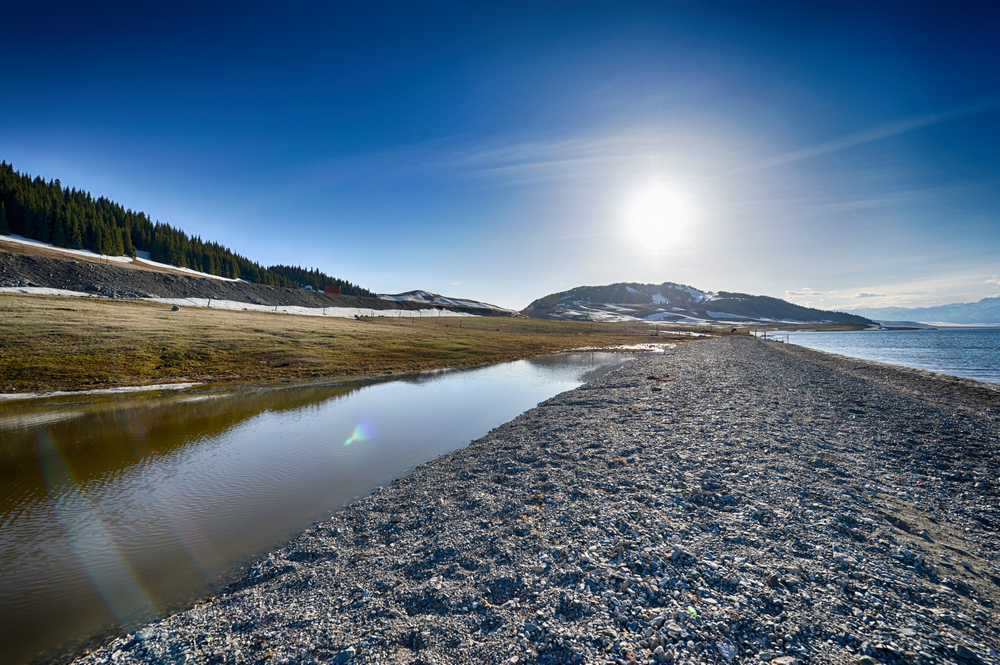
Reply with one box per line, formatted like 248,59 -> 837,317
0,161 -> 373,296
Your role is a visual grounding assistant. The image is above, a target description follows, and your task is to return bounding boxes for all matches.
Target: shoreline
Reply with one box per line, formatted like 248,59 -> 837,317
71,337 -> 999,665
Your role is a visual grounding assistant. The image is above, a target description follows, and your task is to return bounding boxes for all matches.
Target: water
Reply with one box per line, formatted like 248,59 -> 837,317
0,351 -> 646,665
786,328 -> 1000,384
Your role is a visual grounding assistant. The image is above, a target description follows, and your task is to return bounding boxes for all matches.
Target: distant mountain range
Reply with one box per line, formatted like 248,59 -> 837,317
521,282 -> 873,325
845,296 -> 1000,325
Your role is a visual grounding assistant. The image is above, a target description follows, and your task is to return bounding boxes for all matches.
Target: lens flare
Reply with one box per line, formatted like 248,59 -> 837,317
35,428 -> 163,628
344,415 -> 379,446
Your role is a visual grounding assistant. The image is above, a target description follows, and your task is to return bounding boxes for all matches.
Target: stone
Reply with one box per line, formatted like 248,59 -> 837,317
716,640 -> 738,661
333,646 -> 356,664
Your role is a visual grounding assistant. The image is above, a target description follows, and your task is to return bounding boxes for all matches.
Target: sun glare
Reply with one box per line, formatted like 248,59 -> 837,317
628,186 -> 689,251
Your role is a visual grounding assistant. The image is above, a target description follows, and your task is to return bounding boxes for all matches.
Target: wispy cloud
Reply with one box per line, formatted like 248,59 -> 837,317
730,92 -> 1000,175
986,275 -> 1000,286
785,288 -> 832,299
853,292 -> 885,298
306,123 -> 729,189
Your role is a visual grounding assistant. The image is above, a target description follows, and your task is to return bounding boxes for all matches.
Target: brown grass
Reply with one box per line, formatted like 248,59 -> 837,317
0,294 -> 704,394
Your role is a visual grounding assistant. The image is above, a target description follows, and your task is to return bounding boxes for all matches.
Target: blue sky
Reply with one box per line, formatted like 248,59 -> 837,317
3,1 -> 1000,311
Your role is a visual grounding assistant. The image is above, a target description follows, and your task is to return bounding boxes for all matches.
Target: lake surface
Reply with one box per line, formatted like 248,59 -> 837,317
0,351 -> 647,665
786,328 -> 1000,384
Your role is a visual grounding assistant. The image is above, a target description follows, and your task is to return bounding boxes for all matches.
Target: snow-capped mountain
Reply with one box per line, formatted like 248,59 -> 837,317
379,290 -> 514,313
522,282 -> 872,325
845,296 -> 1000,325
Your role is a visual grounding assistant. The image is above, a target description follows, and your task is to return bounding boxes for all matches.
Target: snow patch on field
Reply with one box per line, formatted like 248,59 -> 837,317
0,287 -> 480,319
0,383 -> 201,402
148,297 -> 478,318
1,286 -> 107,298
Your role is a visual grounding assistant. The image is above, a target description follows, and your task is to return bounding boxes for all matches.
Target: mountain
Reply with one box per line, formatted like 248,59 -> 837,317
845,296 -> 1000,325
522,282 -> 873,325
379,290 -> 515,313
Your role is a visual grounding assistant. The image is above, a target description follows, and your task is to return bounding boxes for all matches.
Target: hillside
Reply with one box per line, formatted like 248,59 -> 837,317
0,161 -> 369,295
522,281 -> 873,325
0,244 -> 510,316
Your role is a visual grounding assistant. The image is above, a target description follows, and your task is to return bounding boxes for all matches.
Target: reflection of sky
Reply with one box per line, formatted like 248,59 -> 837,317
3,5 -> 1000,310
0,352 -> 640,664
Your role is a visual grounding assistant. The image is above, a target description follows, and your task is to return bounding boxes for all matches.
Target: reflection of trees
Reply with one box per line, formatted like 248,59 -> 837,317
0,383 -> 363,505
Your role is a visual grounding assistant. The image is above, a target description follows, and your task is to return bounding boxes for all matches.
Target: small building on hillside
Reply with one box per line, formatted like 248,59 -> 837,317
324,285 -> 341,295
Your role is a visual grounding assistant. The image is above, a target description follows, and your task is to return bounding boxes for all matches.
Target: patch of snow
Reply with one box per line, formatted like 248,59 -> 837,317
670,285 -> 712,301
0,383 -> 201,402
132,256 -> 242,282
149,297 -> 479,318
0,287 -> 483,319
379,290 -> 512,312
0,286 -> 105,298
646,311 -> 682,321
1,233 -> 242,282
625,285 -> 638,294
652,293 -> 669,304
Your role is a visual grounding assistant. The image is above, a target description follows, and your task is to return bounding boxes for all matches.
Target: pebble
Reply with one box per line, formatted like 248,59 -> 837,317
72,338 -> 1000,665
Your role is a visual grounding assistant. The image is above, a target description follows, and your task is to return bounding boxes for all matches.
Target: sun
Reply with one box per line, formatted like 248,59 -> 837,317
628,186 -> 689,251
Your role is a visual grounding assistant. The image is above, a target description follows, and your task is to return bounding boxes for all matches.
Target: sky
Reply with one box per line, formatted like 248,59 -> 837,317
3,1 -> 1000,311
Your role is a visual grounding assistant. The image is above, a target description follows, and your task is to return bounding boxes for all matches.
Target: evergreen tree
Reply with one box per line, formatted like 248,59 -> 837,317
0,161 -> 370,292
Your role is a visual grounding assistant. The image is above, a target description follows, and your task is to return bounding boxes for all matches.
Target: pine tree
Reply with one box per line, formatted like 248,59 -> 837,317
0,202 -> 8,235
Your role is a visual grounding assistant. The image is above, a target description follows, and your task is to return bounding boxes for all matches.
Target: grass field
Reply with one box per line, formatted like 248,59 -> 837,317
0,293 -> 712,394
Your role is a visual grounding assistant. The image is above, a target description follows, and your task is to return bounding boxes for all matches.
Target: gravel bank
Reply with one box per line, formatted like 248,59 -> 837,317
76,337 -> 1000,665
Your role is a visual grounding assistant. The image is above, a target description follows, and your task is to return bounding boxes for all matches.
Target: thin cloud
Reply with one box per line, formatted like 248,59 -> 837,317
853,292 -> 885,298
730,92 -> 1000,175
986,275 -> 1000,285
785,288 -> 831,299
307,124 -> 721,188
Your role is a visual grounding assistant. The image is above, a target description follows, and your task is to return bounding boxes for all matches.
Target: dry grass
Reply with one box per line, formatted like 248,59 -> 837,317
0,294 -> 703,393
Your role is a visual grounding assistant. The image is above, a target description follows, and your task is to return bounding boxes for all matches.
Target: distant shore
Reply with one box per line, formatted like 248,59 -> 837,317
74,337 -> 1000,665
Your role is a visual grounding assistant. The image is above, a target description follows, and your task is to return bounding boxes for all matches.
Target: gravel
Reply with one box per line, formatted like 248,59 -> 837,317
75,337 -> 1000,664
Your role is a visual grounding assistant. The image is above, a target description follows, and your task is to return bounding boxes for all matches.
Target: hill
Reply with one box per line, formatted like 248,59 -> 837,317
522,281 -> 873,325
0,161 -> 370,295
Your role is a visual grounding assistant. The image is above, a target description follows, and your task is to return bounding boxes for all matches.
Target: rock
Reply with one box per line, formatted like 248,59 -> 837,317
716,639 -> 738,661
333,646 -> 356,664
171,304 -> 180,311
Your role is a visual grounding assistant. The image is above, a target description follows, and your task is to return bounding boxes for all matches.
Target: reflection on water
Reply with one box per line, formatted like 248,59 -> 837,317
0,351 -> 644,665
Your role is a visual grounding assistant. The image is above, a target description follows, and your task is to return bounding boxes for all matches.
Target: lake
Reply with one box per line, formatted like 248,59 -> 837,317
0,351 -> 649,665
786,328 -> 1000,384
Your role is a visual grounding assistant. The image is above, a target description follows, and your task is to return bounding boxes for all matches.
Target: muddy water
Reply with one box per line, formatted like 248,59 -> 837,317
0,351 -> 646,664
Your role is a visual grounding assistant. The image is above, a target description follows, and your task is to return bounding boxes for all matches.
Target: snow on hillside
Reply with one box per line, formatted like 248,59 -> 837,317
379,290 -> 513,312
523,281 -> 873,325
1,233 -> 241,282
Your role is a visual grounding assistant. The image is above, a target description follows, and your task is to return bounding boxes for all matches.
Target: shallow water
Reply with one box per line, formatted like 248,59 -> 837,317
0,351 -> 646,665
786,328 -> 1000,384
